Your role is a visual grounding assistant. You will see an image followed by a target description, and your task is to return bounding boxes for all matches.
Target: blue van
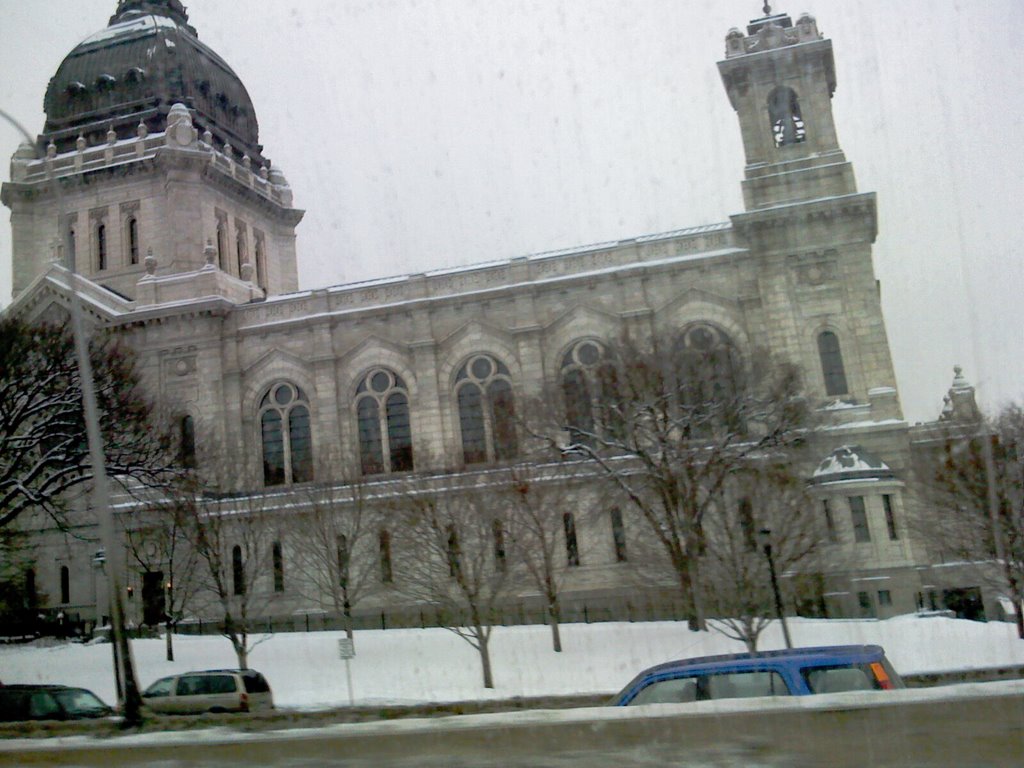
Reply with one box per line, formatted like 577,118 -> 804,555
611,645 -> 903,706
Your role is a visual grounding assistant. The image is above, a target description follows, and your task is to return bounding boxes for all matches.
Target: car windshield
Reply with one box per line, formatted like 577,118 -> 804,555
50,689 -> 108,715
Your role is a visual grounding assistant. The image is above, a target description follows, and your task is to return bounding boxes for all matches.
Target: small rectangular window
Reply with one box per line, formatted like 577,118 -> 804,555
883,495 -> 899,540
878,589 -> 892,607
563,512 -> 580,566
849,497 -> 871,543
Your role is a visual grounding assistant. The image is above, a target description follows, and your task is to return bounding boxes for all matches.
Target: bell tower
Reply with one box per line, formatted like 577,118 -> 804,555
718,6 -> 857,211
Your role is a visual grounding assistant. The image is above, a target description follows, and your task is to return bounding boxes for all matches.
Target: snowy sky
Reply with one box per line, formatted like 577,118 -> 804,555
1,0 -> 1021,424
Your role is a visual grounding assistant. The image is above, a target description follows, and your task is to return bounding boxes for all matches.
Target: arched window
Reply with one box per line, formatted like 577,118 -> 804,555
179,414 -> 196,468
355,368 -> 413,475
560,340 -> 623,445
455,354 -> 518,465
259,382 -> 313,486
674,323 -> 742,434
127,217 -> 139,265
96,223 -> 107,270
59,565 -> 70,604
768,86 -> 807,147
817,330 -> 849,396
232,545 -> 245,595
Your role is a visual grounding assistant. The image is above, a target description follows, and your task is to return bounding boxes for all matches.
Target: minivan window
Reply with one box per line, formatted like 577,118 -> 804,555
705,671 -> 790,700
242,673 -> 270,694
143,677 -> 174,697
803,665 -> 877,694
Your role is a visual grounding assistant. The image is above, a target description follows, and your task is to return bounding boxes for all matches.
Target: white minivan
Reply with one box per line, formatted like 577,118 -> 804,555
142,669 -> 274,714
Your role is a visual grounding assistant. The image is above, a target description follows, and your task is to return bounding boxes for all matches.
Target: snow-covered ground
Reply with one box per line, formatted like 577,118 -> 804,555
2,615 -> 1022,711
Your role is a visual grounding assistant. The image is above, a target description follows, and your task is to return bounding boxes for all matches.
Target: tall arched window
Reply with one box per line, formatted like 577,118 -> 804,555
674,323 -> 742,434
25,568 -> 37,606
127,217 -> 139,265
817,330 -> 849,396
96,223 -> 107,270
455,354 -> 518,465
215,218 -> 227,270
236,229 -> 247,276
254,233 -> 266,290
768,86 -> 807,147
60,565 -> 70,604
179,414 -> 196,468
379,530 -> 393,583
560,340 -> 623,444
355,368 -> 413,475
259,382 -> 313,486
272,541 -> 284,593
232,545 -> 245,595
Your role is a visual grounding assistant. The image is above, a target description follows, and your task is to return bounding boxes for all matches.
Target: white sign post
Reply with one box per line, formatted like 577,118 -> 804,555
337,637 -> 356,706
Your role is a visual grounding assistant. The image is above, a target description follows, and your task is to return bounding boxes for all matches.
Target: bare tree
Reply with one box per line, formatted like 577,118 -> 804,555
701,464 -> 826,651
122,489 -> 203,661
391,478 -> 512,688
526,330 -> 812,631
0,318 -> 175,530
498,462 -> 591,652
172,448 -> 279,669
916,403 -> 1024,639
287,477 -> 381,641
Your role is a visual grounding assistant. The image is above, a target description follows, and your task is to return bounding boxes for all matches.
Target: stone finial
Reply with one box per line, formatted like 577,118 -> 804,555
144,247 -> 157,275
940,364 -> 981,422
107,126 -> 117,145
268,168 -> 289,187
259,164 -> 269,180
11,141 -> 34,182
223,142 -> 233,160
46,141 -> 57,158
137,120 -> 148,139
165,103 -> 197,147
204,238 -> 217,268
241,154 -> 251,170
202,129 -> 213,145
240,261 -> 254,283
76,135 -> 87,152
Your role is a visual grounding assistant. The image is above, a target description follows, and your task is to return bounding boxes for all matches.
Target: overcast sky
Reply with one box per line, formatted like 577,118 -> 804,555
1,0 -> 1021,424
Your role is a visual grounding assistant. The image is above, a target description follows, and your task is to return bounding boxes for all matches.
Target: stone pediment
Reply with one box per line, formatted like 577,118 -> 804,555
240,347 -> 316,412
4,263 -> 130,327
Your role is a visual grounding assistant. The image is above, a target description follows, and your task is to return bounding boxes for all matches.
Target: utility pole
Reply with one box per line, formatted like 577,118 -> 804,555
0,109 -> 144,724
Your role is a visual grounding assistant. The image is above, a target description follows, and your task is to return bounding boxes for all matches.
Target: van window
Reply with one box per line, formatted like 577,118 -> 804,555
28,692 -> 61,719
803,665 -> 877,693
630,676 -> 699,705
242,672 -> 270,694
143,677 -> 174,697
703,671 -> 791,699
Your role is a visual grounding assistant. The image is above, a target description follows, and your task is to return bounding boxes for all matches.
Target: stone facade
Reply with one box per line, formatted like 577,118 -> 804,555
2,4 -> 1003,631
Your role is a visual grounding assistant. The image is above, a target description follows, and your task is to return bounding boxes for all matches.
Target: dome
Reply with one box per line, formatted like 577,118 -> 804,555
810,445 -> 895,485
42,0 -> 265,163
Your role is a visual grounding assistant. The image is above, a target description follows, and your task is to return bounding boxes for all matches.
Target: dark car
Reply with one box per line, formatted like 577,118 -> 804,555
611,645 -> 904,706
0,685 -> 113,722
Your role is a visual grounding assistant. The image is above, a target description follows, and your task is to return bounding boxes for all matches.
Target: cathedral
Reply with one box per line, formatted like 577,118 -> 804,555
1,1 -> 997,632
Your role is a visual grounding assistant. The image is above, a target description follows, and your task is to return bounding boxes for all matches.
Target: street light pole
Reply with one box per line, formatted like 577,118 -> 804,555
759,527 -> 793,649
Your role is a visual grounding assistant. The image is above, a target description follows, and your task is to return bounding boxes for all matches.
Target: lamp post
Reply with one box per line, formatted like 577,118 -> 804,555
758,527 -> 793,649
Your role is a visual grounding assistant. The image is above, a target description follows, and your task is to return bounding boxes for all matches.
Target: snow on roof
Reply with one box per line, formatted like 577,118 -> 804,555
811,445 -> 895,484
79,14 -> 179,47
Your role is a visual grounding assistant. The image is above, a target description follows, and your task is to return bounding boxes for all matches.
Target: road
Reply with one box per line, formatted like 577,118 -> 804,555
2,681 -> 1022,767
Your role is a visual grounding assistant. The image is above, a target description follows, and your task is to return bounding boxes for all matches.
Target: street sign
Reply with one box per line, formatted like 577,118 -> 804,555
338,637 -> 355,659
